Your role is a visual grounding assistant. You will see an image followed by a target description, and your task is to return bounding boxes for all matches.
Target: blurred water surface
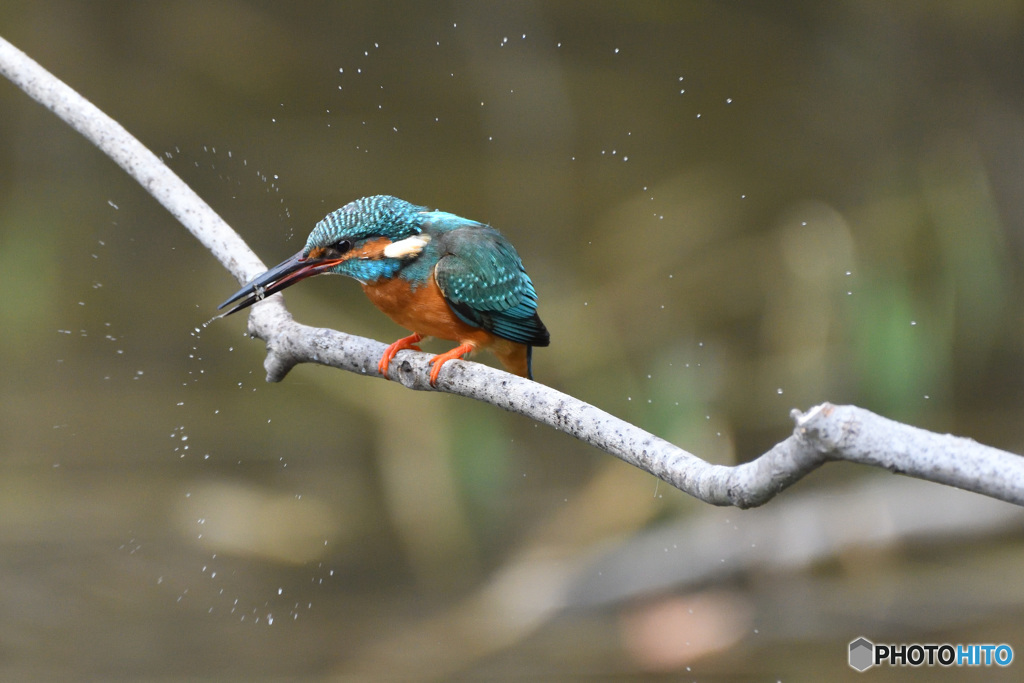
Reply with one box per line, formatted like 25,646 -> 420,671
2,2 -> 1024,680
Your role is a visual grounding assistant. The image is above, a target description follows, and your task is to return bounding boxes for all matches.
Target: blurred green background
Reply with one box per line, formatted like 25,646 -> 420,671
2,1 -> 1024,680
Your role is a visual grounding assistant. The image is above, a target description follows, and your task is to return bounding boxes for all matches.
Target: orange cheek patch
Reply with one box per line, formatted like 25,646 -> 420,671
352,237 -> 393,260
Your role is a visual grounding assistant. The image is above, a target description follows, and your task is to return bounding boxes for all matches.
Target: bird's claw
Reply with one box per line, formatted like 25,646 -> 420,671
426,343 -> 476,386
378,333 -> 424,378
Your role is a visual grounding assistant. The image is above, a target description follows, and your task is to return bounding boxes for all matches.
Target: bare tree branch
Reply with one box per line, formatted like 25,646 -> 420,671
4,34 -> 1023,509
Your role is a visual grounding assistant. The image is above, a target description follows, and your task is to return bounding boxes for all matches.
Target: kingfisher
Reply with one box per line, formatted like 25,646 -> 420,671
219,195 -> 549,386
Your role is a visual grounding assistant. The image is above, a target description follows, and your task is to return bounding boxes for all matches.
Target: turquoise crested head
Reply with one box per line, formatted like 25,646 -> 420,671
303,195 -> 425,256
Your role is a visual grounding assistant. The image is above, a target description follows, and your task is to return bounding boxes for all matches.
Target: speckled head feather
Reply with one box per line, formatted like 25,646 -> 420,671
304,195 -> 425,254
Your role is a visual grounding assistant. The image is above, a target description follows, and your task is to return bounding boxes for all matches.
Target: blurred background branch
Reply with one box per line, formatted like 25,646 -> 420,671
335,474 -> 1024,680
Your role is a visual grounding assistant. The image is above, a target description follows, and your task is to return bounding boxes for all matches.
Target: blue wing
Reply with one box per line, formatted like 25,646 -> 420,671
432,222 -> 549,347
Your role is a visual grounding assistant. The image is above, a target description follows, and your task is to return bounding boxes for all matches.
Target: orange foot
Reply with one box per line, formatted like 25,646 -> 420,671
427,343 -> 476,386
378,333 -> 424,378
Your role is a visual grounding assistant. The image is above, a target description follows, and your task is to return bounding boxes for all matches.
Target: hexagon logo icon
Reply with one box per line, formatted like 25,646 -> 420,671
849,637 -> 874,671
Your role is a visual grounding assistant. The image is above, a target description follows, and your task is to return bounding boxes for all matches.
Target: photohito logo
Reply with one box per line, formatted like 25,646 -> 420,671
849,637 -> 1013,671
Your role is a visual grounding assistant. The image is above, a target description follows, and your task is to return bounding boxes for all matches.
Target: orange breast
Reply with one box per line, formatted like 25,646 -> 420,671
360,272 -> 532,378
361,272 -> 531,377
361,272 -> 489,345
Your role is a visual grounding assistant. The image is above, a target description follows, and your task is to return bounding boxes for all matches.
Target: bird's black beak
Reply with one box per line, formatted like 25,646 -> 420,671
218,249 -> 344,316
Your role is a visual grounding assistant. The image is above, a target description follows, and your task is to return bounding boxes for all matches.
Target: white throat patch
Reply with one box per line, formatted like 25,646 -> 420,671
383,234 -> 432,259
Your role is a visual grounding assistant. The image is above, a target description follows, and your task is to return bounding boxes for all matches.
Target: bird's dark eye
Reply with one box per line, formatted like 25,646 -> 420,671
332,239 -> 352,253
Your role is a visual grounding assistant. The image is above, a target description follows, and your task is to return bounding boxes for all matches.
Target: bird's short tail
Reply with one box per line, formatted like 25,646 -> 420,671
489,339 -> 536,380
